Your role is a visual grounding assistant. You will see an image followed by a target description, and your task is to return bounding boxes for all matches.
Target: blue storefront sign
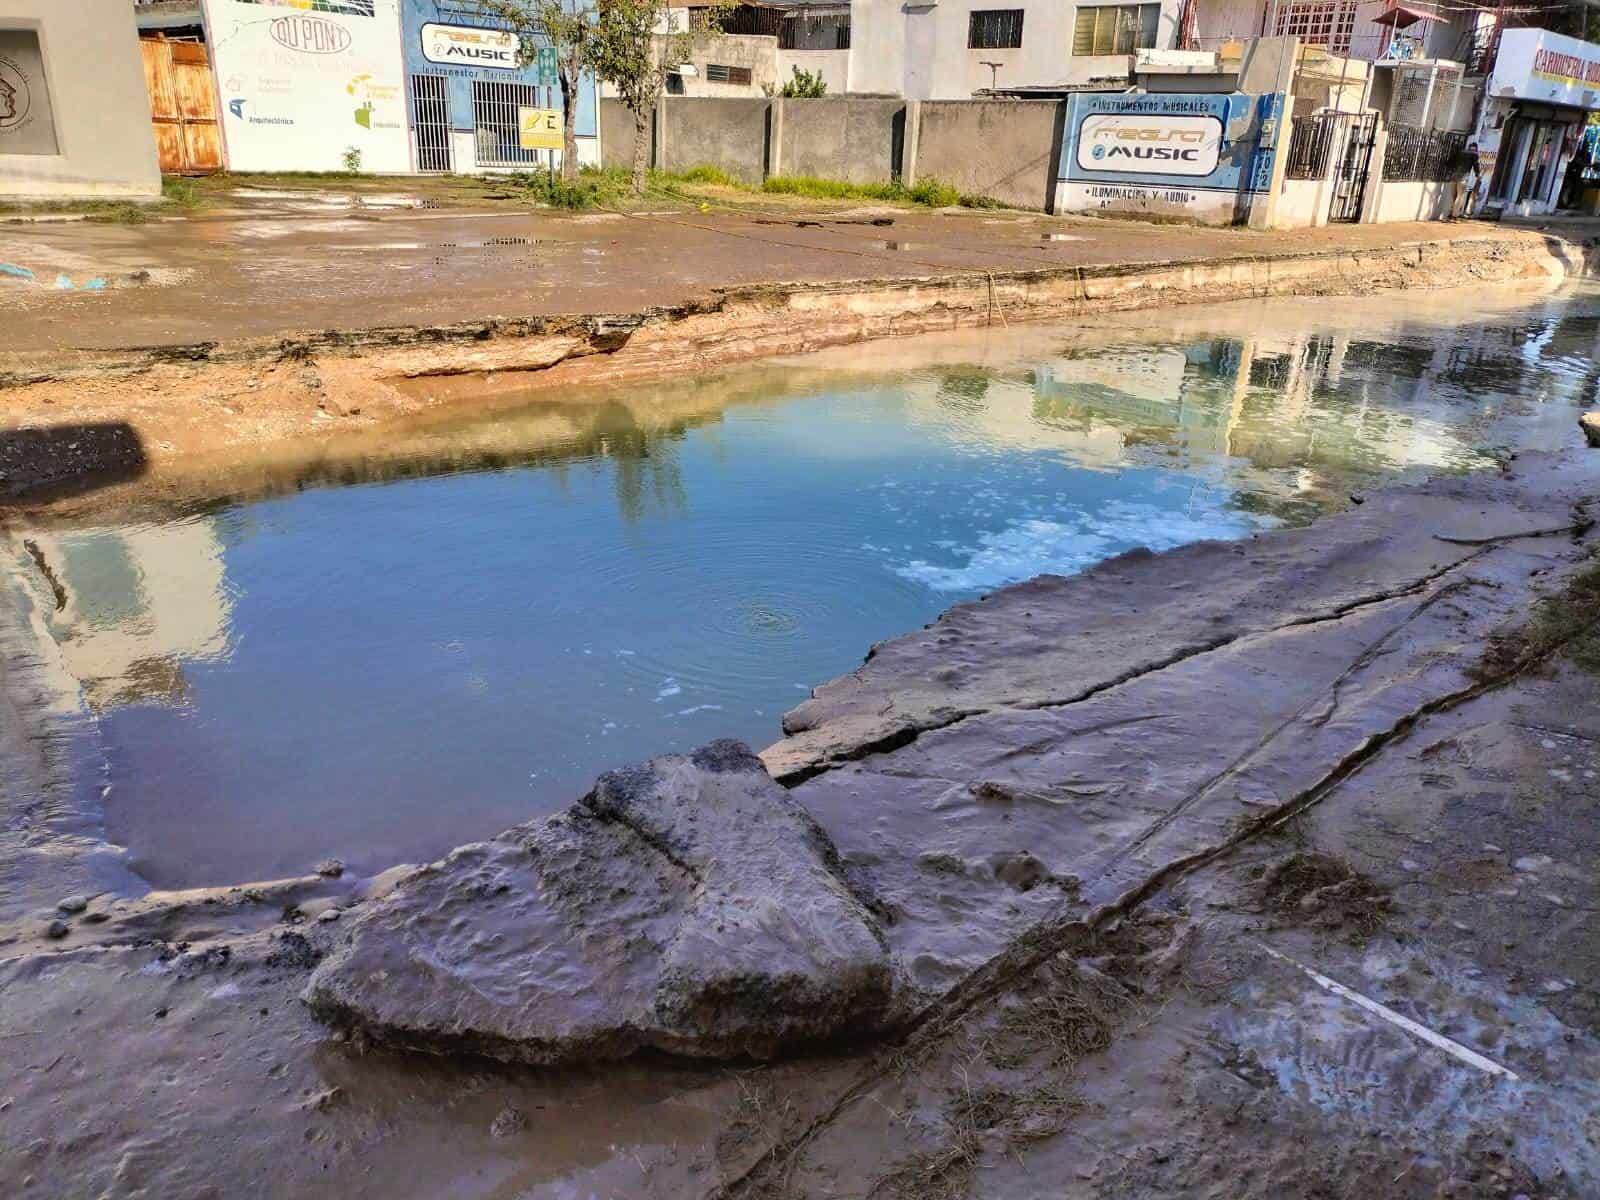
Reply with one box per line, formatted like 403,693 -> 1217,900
399,0 -> 597,172
1057,92 -> 1283,225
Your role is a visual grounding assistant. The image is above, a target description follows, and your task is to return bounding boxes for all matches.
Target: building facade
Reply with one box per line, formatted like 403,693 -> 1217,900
1475,26 -> 1600,215
0,0 -> 160,199
202,0 -> 413,173
399,0 -> 599,173
849,0 -> 1185,98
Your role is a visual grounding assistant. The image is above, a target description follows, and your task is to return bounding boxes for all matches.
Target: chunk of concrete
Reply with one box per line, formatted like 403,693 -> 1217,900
302,741 -> 891,1065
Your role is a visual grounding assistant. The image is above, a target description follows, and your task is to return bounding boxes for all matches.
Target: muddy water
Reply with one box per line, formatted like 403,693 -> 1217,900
6,285 -> 1597,889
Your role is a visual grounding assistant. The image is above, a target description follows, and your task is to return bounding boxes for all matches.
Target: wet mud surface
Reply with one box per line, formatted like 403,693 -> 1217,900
0,222 -> 1575,506
0,200 -> 1557,356
2,444 -> 1598,1197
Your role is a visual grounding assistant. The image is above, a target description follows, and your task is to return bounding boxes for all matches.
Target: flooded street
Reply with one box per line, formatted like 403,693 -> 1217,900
5,283 -> 1598,889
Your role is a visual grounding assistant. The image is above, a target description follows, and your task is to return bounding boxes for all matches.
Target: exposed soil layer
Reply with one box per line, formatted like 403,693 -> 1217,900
2,447 -> 1597,1198
0,223 -> 1578,506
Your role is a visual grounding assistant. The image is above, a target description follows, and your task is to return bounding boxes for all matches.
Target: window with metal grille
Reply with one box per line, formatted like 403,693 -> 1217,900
471,79 -> 546,167
1071,4 -> 1160,55
780,13 -> 851,50
704,63 -> 753,85
411,74 -> 453,174
1271,0 -> 1357,54
1383,125 -> 1468,181
968,9 -> 1024,49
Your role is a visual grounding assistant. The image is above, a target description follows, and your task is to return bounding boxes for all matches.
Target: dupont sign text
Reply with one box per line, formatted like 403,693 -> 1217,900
1057,93 -> 1283,226
204,0 -> 411,173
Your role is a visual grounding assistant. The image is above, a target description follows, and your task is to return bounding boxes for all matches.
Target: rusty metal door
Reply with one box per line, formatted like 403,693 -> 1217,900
141,37 -> 223,174
1329,111 -> 1378,223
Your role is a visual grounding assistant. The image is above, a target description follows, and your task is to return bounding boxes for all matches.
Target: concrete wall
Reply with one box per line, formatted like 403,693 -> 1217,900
776,96 -> 901,183
600,97 -> 643,169
661,95 -> 771,181
682,34 -> 779,97
914,99 -> 1061,209
776,48 -> 849,95
1371,178 -> 1456,223
1275,175 -> 1333,229
0,0 -> 160,199
848,0 -> 1184,99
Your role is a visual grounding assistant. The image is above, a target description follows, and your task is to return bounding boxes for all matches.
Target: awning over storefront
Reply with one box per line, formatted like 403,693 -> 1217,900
1371,4 -> 1446,29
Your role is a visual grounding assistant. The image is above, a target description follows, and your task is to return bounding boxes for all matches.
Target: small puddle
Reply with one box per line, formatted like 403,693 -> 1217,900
7,284 -> 1597,890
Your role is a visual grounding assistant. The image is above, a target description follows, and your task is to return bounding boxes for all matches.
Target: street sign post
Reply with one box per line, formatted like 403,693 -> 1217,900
536,46 -> 558,86
518,106 -> 563,151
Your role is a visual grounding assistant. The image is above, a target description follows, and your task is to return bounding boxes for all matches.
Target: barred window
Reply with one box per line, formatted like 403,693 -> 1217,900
704,63 -> 753,86
1272,0 -> 1357,54
1071,4 -> 1160,55
968,9 -> 1024,49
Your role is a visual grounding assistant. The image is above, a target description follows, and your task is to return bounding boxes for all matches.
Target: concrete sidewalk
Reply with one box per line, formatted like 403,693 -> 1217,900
0,190 -> 1564,356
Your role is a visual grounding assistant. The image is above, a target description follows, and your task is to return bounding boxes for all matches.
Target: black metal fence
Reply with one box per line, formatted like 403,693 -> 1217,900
1383,126 -> 1469,182
1285,114 -> 1339,180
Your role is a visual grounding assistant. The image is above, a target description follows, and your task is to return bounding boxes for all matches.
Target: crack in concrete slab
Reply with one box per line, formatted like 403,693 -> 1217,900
715,557 -> 1600,1200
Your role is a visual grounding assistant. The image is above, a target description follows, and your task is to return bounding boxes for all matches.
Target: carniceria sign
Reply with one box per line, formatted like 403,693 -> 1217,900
421,23 -> 520,69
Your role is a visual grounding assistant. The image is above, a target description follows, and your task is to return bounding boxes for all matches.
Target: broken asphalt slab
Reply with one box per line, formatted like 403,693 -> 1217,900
303,741 -> 893,1064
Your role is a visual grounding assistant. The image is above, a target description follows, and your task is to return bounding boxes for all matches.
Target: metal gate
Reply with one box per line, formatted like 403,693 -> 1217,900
471,79 -> 546,168
1329,111 -> 1378,223
411,73 -> 453,173
139,36 -> 223,174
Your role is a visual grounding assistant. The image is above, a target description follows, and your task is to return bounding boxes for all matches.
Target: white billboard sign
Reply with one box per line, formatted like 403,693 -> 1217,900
1490,27 -> 1600,108
204,0 -> 411,173
420,22 -> 521,69
1075,113 -> 1223,178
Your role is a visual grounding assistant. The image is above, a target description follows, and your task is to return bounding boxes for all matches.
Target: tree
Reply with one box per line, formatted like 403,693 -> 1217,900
775,66 -> 827,98
475,0 -> 594,184
590,0 -> 725,194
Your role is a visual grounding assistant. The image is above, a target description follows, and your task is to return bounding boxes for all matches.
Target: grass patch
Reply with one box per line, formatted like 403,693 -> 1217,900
761,174 -> 1001,209
868,1139 -> 978,1200
1474,551 -> 1600,679
992,972 -> 1119,1070
505,165 -> 635,209
161,177 -> 205,209
671,163 -> 745,187
1256,851 -> 1391,942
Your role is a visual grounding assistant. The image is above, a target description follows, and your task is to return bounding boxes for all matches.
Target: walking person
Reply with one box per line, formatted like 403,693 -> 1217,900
1453,142 -> 1481,219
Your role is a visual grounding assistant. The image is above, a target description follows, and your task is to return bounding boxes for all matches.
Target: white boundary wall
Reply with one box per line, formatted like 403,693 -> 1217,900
203,0 -> 411,173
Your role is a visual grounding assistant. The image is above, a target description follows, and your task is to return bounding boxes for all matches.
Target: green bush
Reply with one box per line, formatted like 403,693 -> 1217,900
508,165 -> 634,209
776,67 -> 828,98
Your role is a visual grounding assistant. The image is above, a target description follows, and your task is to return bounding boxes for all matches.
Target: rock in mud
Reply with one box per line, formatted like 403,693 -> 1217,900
302,741 -> 891,1065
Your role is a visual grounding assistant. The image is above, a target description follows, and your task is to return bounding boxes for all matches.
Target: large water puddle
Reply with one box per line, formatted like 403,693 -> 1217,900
6,285 -> 1597,888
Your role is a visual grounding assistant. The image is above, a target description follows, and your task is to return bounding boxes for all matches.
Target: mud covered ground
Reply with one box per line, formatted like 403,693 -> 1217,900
0,201 -> 1584,505
2,446 -> 1597,1198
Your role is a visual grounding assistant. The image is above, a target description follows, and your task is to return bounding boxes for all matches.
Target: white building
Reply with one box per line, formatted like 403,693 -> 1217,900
847,0 -> 1184,97
670,0 -> 1186,98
